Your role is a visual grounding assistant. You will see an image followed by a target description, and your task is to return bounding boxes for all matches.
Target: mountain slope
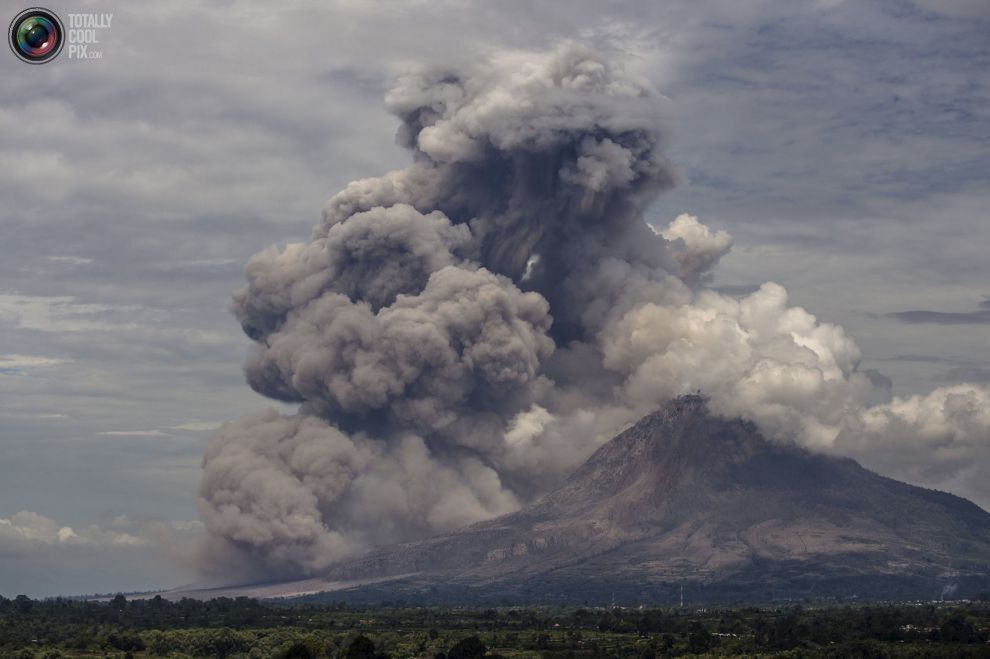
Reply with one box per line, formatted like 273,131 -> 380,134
169,396 -> 990,603
313,395 -> 990,603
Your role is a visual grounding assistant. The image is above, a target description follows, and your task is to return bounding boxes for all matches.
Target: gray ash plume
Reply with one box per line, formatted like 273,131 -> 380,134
198,44 -> 990,579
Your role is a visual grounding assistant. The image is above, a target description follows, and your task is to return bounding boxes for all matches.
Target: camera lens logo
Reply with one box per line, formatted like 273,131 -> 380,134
9,8 -> 64,64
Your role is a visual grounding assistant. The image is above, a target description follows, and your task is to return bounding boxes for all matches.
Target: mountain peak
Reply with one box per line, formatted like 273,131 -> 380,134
563,394 -> 768,495
628,393 -> 713,433
656,392 -> 709,415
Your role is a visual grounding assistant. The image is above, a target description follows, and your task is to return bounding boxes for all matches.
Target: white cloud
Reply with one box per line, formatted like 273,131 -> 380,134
46,256 -> 95,266
98,421 -> 224,437
0,293 -> 139,333
0,354 -> 68,371
0,510 -> 163,554
168,421 -> 223,432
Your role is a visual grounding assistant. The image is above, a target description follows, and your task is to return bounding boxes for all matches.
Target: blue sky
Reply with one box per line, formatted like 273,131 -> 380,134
0,0 -> 988,596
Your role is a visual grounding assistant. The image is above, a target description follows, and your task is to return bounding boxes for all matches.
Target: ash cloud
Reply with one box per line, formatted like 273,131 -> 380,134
198,44 -> 990,578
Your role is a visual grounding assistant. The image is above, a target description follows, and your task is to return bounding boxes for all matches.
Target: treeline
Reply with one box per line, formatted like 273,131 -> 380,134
1,593 -> 989,657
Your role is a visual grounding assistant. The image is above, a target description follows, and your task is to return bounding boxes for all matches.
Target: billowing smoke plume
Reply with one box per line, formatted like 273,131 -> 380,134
199,44 -> 990,578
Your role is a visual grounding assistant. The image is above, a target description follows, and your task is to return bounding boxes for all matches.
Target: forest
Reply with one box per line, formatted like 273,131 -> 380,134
1,594 -> 989,658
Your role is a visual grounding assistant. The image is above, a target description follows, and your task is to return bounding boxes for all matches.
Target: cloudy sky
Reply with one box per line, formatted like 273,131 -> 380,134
1,0 -> 988,596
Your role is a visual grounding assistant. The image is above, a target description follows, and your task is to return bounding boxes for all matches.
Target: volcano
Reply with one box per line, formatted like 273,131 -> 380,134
175,396 -> 990,603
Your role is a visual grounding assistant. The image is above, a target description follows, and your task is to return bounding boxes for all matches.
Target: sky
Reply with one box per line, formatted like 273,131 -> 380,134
0,0 -> 988,597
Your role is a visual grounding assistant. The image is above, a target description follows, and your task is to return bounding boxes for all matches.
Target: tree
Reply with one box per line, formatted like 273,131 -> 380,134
345,635 -> 376,659
687,621 -> 713,654
448,635 -> 487,659
282,641 -> 315,659
939,612 -> 979,643
14,595 -> 32,614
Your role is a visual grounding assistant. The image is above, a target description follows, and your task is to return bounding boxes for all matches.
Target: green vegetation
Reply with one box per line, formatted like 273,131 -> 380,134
1,593 -> 989,657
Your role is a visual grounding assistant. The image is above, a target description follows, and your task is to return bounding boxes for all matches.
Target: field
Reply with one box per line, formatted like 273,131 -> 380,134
2,594 -> 989,658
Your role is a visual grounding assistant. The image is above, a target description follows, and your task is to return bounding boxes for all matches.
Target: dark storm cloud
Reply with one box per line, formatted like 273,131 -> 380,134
886,309 -> 990,325
862,368 -> 893,391
712,283 -> 762,297
934,367 -> 990,383
883,354 -> 966,364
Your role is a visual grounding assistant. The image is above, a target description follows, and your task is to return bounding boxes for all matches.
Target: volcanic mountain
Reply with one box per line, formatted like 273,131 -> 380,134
173,396 -> 990,603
